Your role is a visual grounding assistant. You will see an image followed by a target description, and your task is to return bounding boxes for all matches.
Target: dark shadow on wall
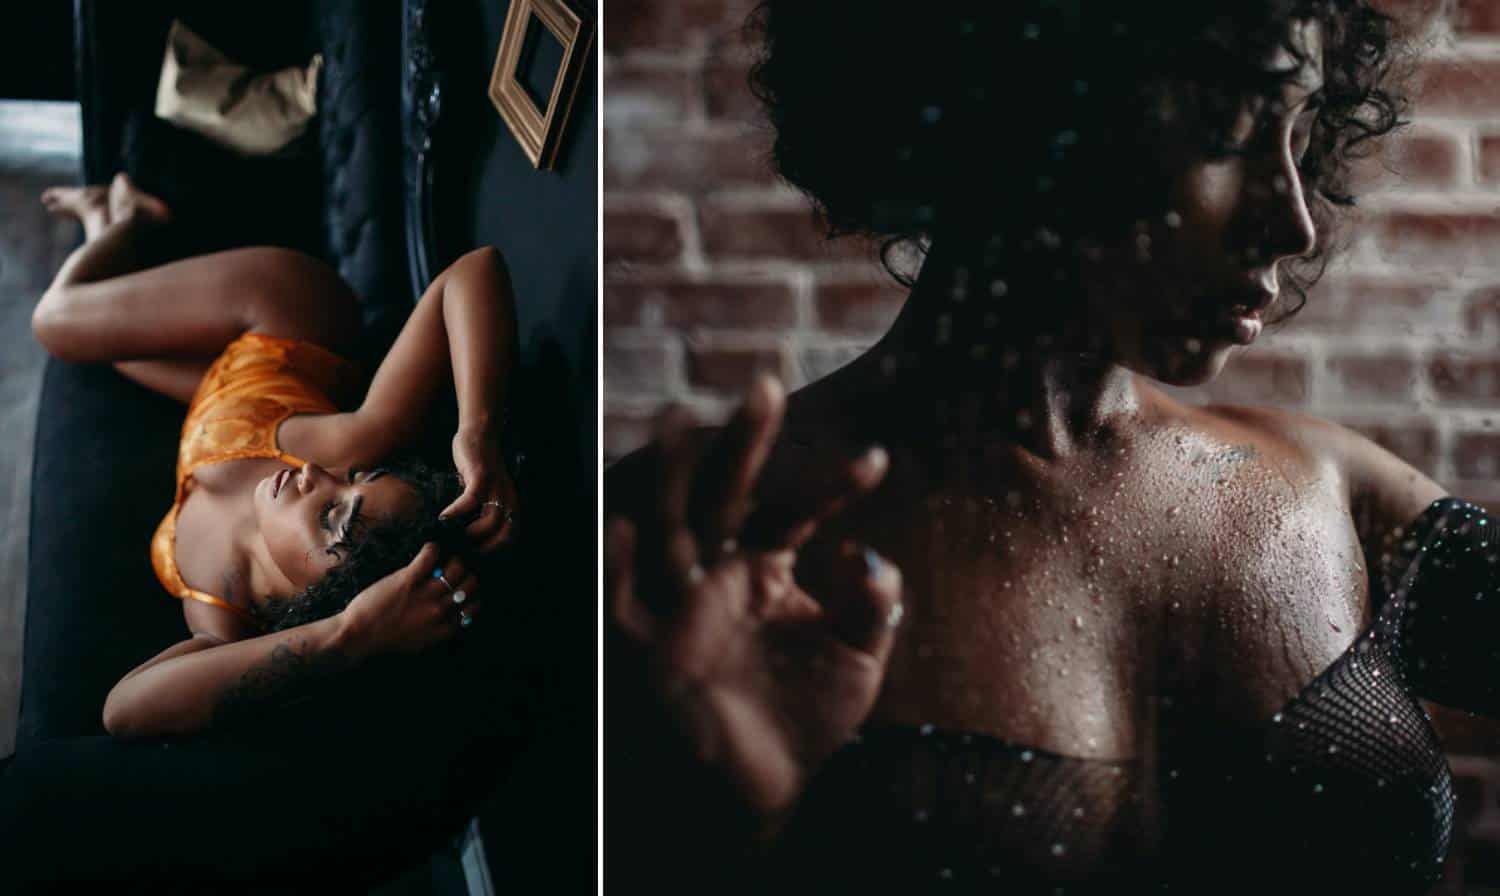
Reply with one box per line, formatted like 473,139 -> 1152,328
429,0 -> 597,887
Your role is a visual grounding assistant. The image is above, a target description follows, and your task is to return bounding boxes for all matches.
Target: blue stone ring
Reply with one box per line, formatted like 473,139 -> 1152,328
431,567 -> 455,592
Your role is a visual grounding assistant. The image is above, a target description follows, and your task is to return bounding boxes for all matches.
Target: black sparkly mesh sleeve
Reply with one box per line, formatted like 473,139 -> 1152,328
1379,497 -> 1500,717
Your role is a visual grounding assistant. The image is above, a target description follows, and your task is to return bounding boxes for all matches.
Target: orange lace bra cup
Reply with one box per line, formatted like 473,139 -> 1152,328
151,333 -> 361,623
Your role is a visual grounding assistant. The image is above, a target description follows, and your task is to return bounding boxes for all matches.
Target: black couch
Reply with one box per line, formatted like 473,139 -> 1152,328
4,1 -> 545,891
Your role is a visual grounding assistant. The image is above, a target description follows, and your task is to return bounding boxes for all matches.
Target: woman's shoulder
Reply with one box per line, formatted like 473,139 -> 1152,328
1190,401 -> 1447,530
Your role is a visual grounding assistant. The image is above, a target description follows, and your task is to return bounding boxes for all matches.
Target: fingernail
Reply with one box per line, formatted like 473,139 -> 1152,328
863,547 -> 883,579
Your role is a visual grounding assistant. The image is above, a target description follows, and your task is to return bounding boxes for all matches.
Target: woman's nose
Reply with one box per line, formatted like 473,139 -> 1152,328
296,462 -> 328,494
1246,155 -> 1317,265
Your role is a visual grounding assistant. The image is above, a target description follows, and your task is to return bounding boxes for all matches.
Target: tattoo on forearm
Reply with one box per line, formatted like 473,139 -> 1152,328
211,640 -> 352,729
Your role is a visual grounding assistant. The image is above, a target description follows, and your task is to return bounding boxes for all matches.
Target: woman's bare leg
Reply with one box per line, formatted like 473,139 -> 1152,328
41,175 -> 208,402
32,174 -> 360,374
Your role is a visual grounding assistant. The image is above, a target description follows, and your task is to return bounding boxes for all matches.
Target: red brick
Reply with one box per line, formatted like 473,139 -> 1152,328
1326,354 -> 1421,400
815,280 -> 907,333
605,128 -> 777,192
685,338 -> 787,392
1454,432 -> 1500,479
1372,0 -> 1448,35
1350,130 -> 1461,192
698,203 -> 874,261
604,280 -> 647,327
1338,420 -> 1441,472
1457,0 -> 1500,35
605,208 -> 684,265
608,277 -> 797,329
604,62 -> 697,126
1371,213 -> 1500,271
1477,134 -> 1500,185
1199,352 -> 1311,406
605,338 -> 677,395
604,0 -> 757,53
1389,131 -> 1464,189
703,56 -> 760,123
1415,58 -> 1500,117
1431,358 -> 1500,405
1464,285 -> 1500,333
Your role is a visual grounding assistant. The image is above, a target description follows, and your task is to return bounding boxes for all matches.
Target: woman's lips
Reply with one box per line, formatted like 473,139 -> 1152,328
1214,307 -> 1263,345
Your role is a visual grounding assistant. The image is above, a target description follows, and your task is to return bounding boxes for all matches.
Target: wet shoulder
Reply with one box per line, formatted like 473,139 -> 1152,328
1185,402 -> 1351,505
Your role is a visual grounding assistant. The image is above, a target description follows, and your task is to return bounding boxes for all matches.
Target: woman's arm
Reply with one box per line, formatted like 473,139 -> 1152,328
103,613 -> 361,738
297,246 -> 517,468
105,544 -> 477,738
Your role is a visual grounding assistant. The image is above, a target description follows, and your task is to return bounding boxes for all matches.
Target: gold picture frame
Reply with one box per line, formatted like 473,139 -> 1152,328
488,0 -> 594,170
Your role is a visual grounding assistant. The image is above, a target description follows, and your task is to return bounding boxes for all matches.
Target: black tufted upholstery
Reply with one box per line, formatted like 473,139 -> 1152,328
9,1 -> 494,890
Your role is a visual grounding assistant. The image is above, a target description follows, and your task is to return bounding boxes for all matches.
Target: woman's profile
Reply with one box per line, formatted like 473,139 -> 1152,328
32,171 -> 520,738
604,2 -> 1487,891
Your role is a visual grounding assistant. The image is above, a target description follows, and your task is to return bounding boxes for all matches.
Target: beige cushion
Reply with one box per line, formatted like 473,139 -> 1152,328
153,20 -> 322,156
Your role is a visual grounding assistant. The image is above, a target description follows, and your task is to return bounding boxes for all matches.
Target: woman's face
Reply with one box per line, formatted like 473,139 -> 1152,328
1077,19 -> 1323,387
253,462 -> 423,591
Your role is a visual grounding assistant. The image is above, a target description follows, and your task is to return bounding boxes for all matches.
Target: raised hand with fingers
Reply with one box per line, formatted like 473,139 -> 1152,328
606,374 -> 903,833
439,423 -> 519,552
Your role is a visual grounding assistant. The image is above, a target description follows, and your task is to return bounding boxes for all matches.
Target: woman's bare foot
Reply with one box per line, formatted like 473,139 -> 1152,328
107,173 -> 172,228
40,185 -> 110,240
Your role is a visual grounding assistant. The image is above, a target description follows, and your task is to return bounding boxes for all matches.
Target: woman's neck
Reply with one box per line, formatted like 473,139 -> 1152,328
858,237 -> 1143,461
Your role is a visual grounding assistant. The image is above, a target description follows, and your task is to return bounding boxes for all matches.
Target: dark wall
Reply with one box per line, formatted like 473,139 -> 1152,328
0,6 -> 75,100
434,0 -> 596,888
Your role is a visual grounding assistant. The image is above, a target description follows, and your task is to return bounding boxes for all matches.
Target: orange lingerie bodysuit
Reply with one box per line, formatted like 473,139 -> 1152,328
151,332 -> 362,623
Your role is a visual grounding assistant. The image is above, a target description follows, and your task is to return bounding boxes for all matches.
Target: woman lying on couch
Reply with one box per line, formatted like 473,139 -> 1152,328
32,173 -> 520,739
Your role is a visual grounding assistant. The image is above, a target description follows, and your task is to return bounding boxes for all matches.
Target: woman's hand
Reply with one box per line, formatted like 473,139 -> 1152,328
440,421 -> 519,551
339,543 -> 482,658
606,375 -> 902,832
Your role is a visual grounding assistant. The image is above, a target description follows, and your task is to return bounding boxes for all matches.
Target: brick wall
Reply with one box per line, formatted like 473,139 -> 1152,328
604,1 -> 1500,889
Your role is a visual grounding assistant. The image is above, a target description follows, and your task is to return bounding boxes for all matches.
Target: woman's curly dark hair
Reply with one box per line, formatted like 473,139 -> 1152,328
250,457 -> 467,633
748,0 -> 1417,325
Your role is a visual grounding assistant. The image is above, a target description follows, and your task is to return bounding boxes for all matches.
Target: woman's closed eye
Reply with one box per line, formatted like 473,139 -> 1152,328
323,467 -> 386,553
